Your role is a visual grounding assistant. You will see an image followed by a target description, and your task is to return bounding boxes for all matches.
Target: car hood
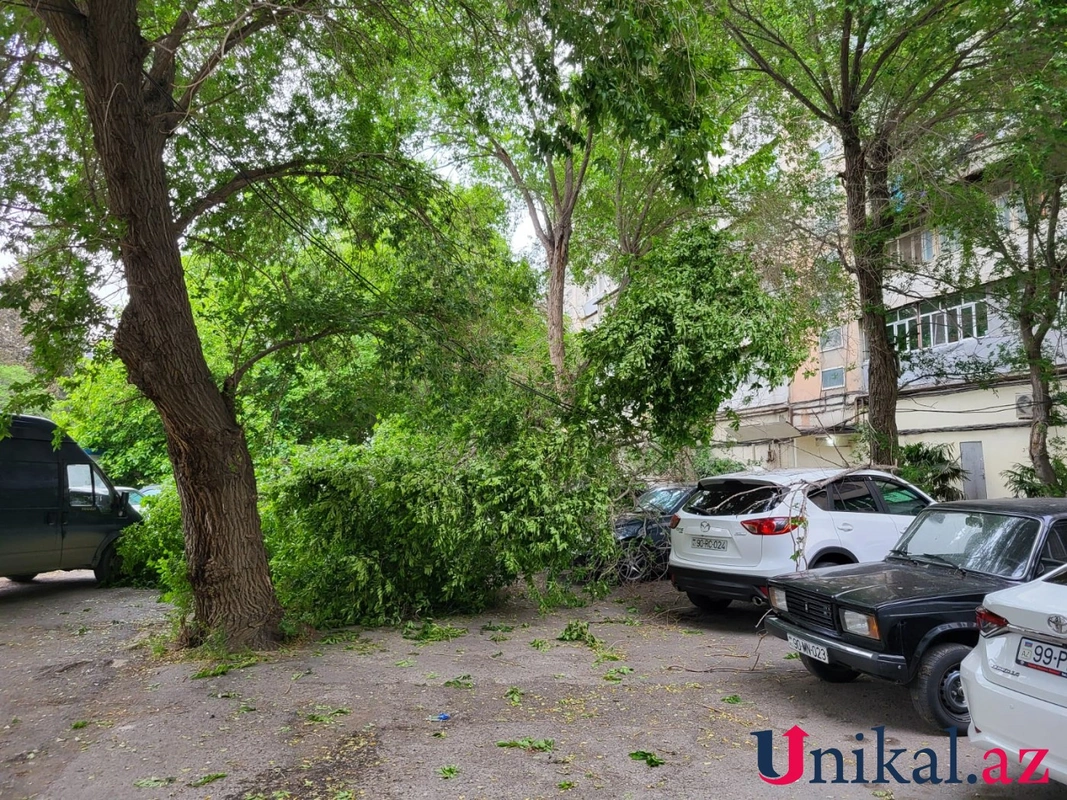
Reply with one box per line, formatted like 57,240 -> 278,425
770,559 -> 1014,608
614,512 -> 668,537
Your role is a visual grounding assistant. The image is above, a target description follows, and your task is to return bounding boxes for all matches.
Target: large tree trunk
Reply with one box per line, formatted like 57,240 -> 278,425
40,1 -> 283,649
842,132 -> 899,467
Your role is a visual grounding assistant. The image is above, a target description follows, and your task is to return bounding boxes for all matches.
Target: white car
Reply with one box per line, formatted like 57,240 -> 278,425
667,468 -> 933,611
961,563 -> 1067,786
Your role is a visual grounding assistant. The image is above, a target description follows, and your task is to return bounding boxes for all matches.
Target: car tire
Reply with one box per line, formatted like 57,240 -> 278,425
617,540 -> 652,583
6,574 -> 37,583
686,592 -> 731,612
909,642 -> 971,733
93,542 -> 122,586
800,654 -> 861,683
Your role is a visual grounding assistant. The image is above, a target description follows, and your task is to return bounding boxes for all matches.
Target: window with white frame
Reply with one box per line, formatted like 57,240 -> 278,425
820,327 -> 843,351
919,292 -> 988,348
885,307 -> 919,352
885,292 -> 988,352
821,367 -> 845,390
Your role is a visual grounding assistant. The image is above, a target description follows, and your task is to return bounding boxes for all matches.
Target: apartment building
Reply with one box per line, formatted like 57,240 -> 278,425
713,196 -> 1063,499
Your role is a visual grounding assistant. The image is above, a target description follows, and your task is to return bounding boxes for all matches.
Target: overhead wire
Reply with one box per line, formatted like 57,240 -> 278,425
135,54 -> 573,412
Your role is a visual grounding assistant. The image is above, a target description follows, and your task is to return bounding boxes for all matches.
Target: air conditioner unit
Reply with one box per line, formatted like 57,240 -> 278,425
1016,393 -> 1034,420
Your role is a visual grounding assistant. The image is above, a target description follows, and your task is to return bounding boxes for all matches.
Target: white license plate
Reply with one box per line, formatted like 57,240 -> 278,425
691,536 -> 728,551
1016,637 -> 1067,678
787,633 -> 829,663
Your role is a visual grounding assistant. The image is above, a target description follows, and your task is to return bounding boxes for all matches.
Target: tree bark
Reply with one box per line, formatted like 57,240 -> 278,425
38,0 -> 283,649
841,130 -> 899,466
1020,317 -> 1057,487
546,226 -> 571,396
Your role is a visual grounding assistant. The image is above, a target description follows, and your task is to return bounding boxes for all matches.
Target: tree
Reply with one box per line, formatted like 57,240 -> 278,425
720,0 -> 1014,464
0,0 -> 430,648
431,0 -> 727,394
578,219 -> 815,446
920,0 -> 1066,488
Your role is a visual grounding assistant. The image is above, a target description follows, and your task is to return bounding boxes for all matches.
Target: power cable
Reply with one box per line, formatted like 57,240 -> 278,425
136,58 -> 573,412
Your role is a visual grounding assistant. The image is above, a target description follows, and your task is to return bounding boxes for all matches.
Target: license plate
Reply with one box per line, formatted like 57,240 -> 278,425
787,633 -> 829,663
1016,637 -> 1067,678
691,536 -> 728,551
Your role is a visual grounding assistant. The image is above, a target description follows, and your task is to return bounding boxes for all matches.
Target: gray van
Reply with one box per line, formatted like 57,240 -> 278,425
1,415 -> 140,584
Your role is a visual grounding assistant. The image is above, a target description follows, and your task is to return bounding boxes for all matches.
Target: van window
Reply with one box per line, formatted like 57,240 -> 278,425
0,461 -> 57,509
66,463 -> 113,512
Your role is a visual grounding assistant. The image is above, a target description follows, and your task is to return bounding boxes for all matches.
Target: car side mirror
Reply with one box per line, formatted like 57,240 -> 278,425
117,490 -> 129,517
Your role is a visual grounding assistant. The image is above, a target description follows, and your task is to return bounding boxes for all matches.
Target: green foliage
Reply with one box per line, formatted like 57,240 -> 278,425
579,221 -> 813,446
55,348 -> 169,486
402,622 -> 469,644
262,414 -> 616,628
190,659 -> 258,680
1003,439 -> 1067,498
115,485 -> 184,587
628,750 -> 665,767
692,450 -> 745,478
557,620 -> 601,648
496,737 -> 554,752
896,443 -> 966,502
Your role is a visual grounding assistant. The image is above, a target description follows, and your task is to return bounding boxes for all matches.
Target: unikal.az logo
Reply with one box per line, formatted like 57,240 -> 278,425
1049,614 -> 1067,635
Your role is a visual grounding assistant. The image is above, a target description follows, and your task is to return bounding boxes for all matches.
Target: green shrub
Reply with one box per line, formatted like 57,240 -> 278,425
262,419 -> 616,628
116,485 -> 184,587
896,442 -> 965,502
1003,439 -> 1067,497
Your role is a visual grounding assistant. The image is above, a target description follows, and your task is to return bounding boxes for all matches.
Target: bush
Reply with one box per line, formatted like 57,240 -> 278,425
262,419 -> 616,628
896,442 -> 965,502
115,484 -> 190,611
1003,439 -> 1067,497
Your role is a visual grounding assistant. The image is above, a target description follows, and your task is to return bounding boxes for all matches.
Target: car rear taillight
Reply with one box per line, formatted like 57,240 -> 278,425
740,517 -> 804,535
976,606 -> 1009,637
669,514 -> 680,529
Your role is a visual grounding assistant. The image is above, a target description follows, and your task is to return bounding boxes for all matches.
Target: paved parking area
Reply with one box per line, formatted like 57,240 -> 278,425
1,573 -> 1062,799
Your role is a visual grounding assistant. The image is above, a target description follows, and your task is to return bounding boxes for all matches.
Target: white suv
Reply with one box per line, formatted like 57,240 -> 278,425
667,468 -> 933,612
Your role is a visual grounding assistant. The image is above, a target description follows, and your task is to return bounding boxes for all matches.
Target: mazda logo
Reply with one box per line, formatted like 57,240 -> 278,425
700,521 -> 711,533
1049,614 -> 1067,635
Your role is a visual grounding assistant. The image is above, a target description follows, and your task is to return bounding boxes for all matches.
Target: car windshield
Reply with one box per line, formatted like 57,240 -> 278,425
684,480 -> 782,516
636,487 -> 691,514
892,510 -> 1041,579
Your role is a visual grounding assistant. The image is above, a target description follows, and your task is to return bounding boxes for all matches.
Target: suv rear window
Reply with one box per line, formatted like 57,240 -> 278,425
684,480 -> 781,516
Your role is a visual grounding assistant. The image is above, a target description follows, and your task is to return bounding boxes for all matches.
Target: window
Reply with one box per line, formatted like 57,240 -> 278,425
888,292 -> 988,352
921,231 -> 936,262
919,293 -> 988,348
820,327 -> 843,351
1039,522 -> 1067,574
831,480 -> 879,513
885,307 -> 919,352
871,479 -> 929,516
66,463 -> 113,512
684,480 -> 781,516
806,487 -> 830,510
821,367 -> 845,390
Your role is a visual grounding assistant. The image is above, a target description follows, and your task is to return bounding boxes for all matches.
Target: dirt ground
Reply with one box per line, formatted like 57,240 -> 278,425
1,572 -> 1064,800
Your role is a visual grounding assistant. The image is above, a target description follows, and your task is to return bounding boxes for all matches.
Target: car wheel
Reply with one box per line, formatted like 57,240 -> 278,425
617,540 -> 651,583
800,654 -> 861,683
686,592 -> 731,612
5,574 -> 37,583
909,642 -> 971,733
93,542 -> 122,586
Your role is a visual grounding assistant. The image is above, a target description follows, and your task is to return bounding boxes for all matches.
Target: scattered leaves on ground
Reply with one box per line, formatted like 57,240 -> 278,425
629,750 -> 665,767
